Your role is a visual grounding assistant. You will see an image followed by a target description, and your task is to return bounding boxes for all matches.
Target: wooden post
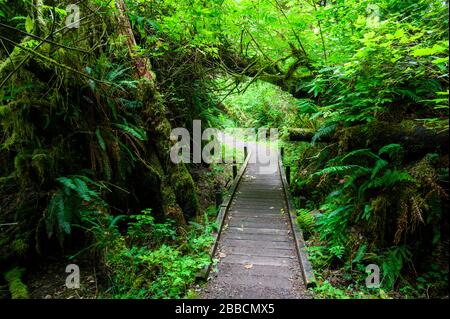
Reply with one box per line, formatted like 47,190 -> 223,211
222,145 -> 225,164
233,153 -> 237,179
215,191 -> 222,210
286,166 -> 291,185
244,146 -> 248,160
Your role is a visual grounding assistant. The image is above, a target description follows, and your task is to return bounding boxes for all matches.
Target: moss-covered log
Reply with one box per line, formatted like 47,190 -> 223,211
287,128 -> 316,142
288,121 -> 449,157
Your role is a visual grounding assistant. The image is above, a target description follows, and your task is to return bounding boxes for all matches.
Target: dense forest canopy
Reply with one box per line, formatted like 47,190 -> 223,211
0,0 -> 448,299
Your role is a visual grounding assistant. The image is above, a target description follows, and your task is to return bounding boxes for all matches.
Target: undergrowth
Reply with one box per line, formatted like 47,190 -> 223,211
85,208 -> 215,299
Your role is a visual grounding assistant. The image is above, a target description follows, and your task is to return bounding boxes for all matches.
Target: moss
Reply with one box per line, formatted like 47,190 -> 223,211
11,238 -> 28,257
171,165 -> 200,219
4,267 -> 29,299
138,78 -> 200,221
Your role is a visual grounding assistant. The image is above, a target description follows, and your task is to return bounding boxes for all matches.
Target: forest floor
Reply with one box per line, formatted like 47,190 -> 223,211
23,164 -> 233,299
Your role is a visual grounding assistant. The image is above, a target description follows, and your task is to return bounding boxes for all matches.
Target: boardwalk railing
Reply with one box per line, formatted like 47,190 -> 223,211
278,151 -> 316,288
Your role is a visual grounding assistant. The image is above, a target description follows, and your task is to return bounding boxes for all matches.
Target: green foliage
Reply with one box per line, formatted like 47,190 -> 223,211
291,139 -> 448,297
296,209 -> 315,238
45,175 -> 103,245
127,209 -> 177,246
103,209 -> 214,299
380,246 -> 412,290
4,267 -> 28,299
220,80 -> 299,129
0,0 -> 448,300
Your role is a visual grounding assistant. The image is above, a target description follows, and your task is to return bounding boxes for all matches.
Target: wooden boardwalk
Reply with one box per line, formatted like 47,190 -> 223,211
202,148 -> 309,299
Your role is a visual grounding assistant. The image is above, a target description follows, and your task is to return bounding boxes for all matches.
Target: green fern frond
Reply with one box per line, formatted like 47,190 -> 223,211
297,99 -> 318,114
340,148 -> 380,163
367,169 -> 416,189
396,89 -> 420,102
118,98 -> 143,109
313,165 -> 370,178
45,191 -> 70,239
96,128 -> 107,152
115,123 -> 147,141
371,159 -> 388,178
380,246 -> 412,289
57,176 -> 99,202
378,144 -> 403,158
312,122 -> 337,145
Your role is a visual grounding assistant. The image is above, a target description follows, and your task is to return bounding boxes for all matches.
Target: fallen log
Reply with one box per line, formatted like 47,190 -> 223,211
288,121 -> 449,157
287,128 -> 317,142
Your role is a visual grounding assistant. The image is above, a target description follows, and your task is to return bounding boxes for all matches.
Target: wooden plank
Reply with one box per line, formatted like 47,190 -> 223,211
221,238 -> 293,250
220,246 -> 294,258
227,220 -> 287,229
221,232 -> 290,242
231,203 -> 285,209
214,262 -> 294,279
227,227 -> 288,236
227,210 -> 284,217
211,272 -> 297,290
220,253 -> 295,267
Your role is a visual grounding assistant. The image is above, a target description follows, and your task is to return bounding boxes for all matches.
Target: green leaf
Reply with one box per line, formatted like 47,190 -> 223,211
25,16 -> 34,33
96,128 -> 107,151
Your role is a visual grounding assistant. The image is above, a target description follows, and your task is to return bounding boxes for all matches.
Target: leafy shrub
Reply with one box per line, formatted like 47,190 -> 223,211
98,209 -> 214,299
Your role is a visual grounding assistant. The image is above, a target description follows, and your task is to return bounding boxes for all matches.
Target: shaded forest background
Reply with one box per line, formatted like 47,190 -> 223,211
0,0 -> 448,299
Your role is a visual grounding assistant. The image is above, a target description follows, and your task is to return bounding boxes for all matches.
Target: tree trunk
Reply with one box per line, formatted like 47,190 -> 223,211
114,0 -> 199,224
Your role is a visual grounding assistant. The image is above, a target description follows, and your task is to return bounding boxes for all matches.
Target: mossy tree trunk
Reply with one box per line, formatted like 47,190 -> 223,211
115,0 -> 199,225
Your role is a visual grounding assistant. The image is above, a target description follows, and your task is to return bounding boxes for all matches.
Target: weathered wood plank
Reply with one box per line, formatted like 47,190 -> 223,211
221,238 -> 293,249
221,232 -> 290,242
220,246 -> 294,258
220,253 -> 295,267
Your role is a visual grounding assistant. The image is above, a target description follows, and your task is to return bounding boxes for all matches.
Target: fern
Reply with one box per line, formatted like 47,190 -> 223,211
96,128 -> 107,152
378,144 -> 403,159
340,148 -> 380,163
297,99 -> 318,114
380,246 -> 412,289
115,123 -> 147,141
371,159 -> 388,179
312,165 -> 370,178
367,169 -> 416,189
312,122 -> 337,145
343,167 -> 372,189
56,176 -> 99,202
396,89 -> 420,103
45,175 -> 102,244
296,209 -> 315,237
118,98 -> 143,109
